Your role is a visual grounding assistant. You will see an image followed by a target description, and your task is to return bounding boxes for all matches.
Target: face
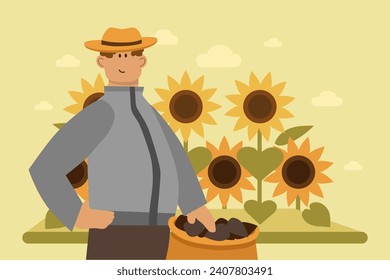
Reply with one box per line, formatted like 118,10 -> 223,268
97,52 -> 147,86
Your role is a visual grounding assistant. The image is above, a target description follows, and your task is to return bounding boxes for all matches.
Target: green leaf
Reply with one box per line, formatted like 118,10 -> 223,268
237,147 -> 283,180
188,147 -> 212,174
53,123 -> 66,129
244,200 -> 277,225
275,126 -> 313,145
302,202 -> 331,227
45,210 -> 65,229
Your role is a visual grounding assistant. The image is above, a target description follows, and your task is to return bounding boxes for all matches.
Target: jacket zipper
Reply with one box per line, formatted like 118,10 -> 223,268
130,87 -> 161,226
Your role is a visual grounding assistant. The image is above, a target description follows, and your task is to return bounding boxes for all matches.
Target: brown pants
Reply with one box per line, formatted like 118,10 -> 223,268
86,225 -> 170,260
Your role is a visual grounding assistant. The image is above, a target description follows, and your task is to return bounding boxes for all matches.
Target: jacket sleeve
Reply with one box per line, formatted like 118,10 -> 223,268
152,110 -> 206,215
29,100 -> 115,230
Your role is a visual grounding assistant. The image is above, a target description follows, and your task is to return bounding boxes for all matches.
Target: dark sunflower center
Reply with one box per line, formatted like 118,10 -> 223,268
169,90 -> 203,123
208,156 -> 241,189
282,155 -> 315,189
66,161 -> 88,189
83,92 -> 104,108
243,90 -> 277,123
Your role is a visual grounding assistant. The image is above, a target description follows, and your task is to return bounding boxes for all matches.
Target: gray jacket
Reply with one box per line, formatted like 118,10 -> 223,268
29,86 -> 206,230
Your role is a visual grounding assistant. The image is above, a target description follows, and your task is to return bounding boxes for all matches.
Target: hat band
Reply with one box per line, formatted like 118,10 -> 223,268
101,39 -> 142,46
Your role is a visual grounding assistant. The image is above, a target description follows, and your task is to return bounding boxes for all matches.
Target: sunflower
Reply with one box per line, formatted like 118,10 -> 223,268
199,137 -> 255,208
226,72 -> 294,140
64,74 -> 105,115
265,138 -> 333,207
153,71 -> 220,142
66,160 -> 89,201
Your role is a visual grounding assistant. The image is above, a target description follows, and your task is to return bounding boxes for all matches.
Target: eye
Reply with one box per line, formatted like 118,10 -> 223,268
125,53 -> 128,58
118,54 -> 121,58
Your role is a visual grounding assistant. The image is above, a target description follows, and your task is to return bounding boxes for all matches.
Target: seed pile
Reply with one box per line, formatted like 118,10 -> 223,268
175,215 -> 257,241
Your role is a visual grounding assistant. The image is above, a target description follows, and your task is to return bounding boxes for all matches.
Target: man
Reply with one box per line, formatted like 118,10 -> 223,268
29,27 -> 216,259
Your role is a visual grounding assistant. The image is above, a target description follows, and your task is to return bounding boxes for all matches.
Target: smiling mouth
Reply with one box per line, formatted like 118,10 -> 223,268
119,69 -> 125,73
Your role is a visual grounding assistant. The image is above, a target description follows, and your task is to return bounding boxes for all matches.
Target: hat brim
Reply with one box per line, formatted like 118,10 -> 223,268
84,37 -> 157,52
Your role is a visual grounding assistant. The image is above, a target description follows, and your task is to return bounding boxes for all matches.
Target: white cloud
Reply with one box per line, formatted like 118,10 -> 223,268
344,161 -> 363,171
264,37 -> 283,48
312,91 -> 343,107
197,45 -> 241,68
34,101 -> 53,111
155,29 -> 178,45
55,54 -> 80,68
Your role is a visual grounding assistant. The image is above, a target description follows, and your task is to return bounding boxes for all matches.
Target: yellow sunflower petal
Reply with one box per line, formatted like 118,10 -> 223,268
241,166 -> 251,178
202,113 -> 217,125
239,178 -> 255,190
260,72 -> 272,91
180,126 -> 192,141
180,71 -> 191,87
286,189 -> 298,206
231,141 -> 243,156
310,183 -> 324,197
172,126 -> 181,134
206,102 -> 221,112
94,74 -> 105,91
317,173 -> 333,183
279,148 -> 288,159
75,181 -> 88,201
299,191 -> 310,206
270,118 -> 284,132
198,171 -> 208,182
270,81 -> 286,96
249,72 -> 261,88
273,182 -> 287,196
206,187 -> 219,202
279,96 -> 295,106
219,191 -> 230,208
68,91 -> 84,103
234,116 -> 249,131
300,138 -> 311,154
287,138 -> 299,154
235,80 -> 251,95
160,110 -> 171,121
278,108 -> 294,118
161,113 -> 175,127
167,75 -> 180,92
64,104 -> 82,114
152,101 -> 167,112
230,188 -> 243,203
192,121 -> 204,137
169,123 -> 180,133
265,171 -> 281,183
219,137 -> 230,153
81,78 -> 94,95
317,161 -> 333,171
226,94 -> 242,105
206,141 -> 219,158
155,88 -> 172,100
192,76 -> 204,92
226,106 -> 241,117
311,147 -> 324,161
248,126 -> 259,140
202,88 -> 217,100
260,125 -> 271,140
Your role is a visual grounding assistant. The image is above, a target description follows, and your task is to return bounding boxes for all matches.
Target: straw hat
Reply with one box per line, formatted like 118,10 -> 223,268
84,27 -> 157,52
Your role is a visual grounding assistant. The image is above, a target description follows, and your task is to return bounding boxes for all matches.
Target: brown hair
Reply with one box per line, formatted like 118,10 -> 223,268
100,49 -> 144,58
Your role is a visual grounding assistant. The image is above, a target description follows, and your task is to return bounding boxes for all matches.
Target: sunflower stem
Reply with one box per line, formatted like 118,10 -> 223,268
257,130 -> 263,203
257,130 -> 262,151
183,140 -> 189,153
296,197 -> 301,210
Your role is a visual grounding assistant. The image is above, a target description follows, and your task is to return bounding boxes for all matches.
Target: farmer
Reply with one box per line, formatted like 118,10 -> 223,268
29,27 -> 216,259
